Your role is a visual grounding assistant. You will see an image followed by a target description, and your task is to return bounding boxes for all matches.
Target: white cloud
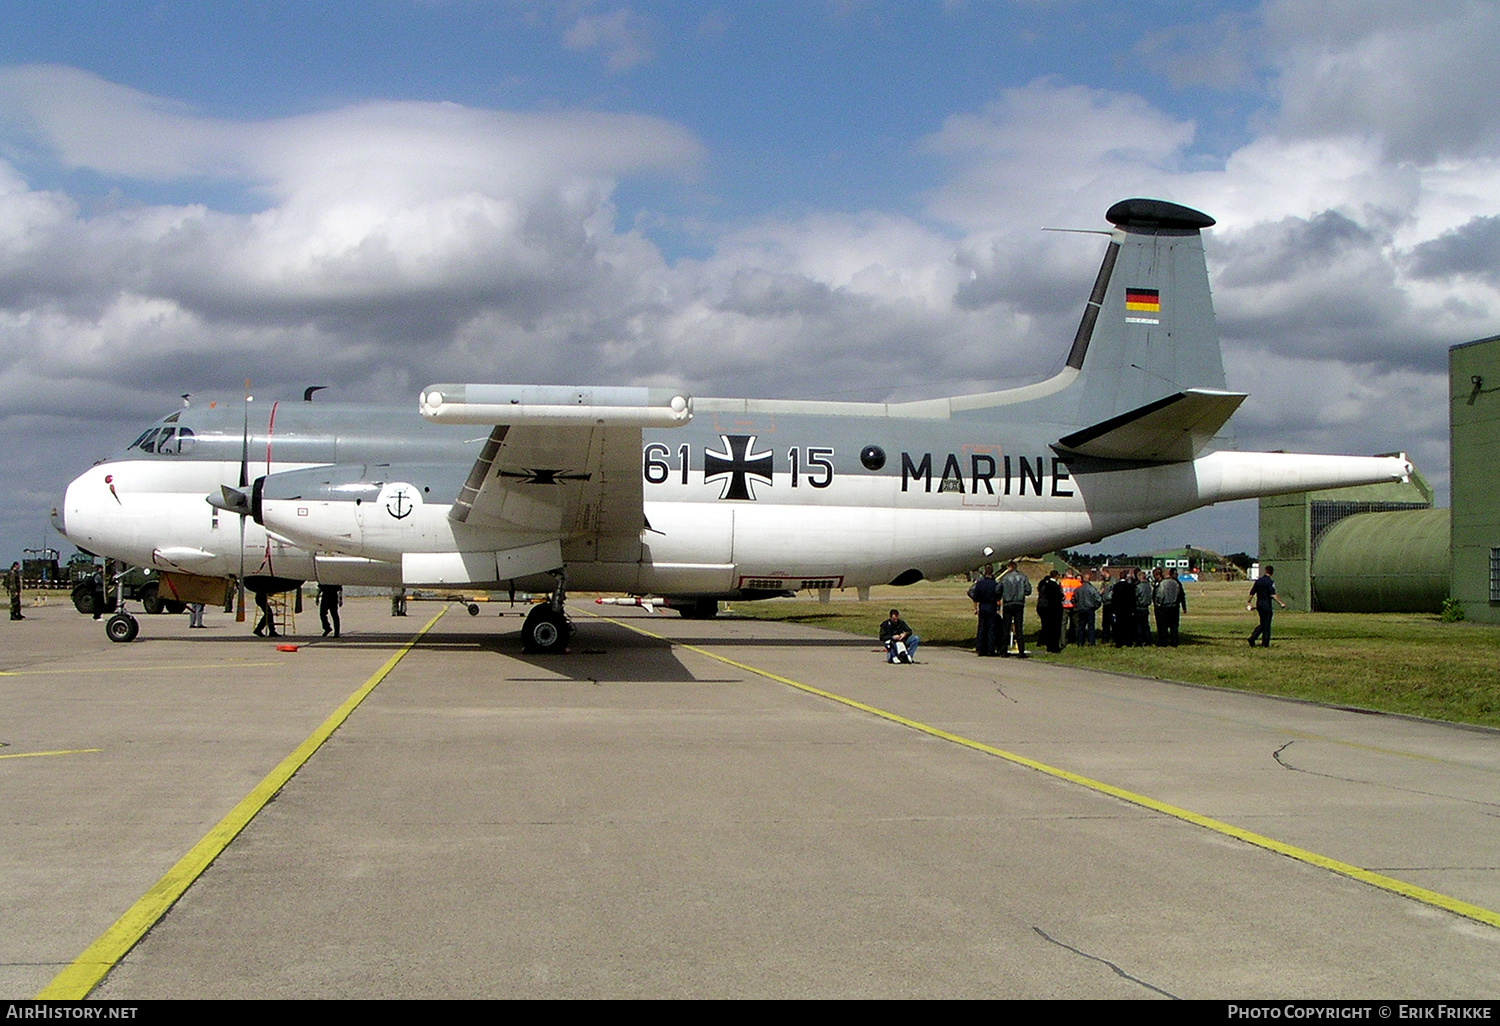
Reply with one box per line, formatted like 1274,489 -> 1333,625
924,79 -> 1198,235
1265,0 -> 1500,163
562,7 -> 654,72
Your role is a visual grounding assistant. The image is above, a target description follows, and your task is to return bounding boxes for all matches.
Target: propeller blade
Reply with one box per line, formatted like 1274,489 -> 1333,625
236,379 -> 250,622
239,379 -> 251,490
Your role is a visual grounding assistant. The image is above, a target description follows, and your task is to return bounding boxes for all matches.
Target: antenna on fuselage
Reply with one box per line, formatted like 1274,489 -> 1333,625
303,386 -> 327,402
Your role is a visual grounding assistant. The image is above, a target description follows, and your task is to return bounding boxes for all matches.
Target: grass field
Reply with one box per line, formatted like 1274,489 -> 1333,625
727,578 -> 1500,729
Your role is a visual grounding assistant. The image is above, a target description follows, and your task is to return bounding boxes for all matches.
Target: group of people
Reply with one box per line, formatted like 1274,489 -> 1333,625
966,561 -> 1036,657
964,561 -> 1190,655
1097,566 -> 1189,649
248,583 -> 345,638
880,561 -> 1295,662
881,561 -> 1213,662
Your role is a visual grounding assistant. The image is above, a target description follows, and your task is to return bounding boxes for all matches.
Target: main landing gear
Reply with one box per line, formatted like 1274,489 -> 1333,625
521,570 -> 572,655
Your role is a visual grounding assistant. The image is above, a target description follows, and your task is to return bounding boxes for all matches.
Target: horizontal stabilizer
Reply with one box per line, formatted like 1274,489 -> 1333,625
1056,389 -> 1245,463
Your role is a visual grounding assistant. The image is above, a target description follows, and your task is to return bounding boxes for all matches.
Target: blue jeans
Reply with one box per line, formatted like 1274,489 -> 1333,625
1075,609 -> 1096,645
886,635 -> 920,662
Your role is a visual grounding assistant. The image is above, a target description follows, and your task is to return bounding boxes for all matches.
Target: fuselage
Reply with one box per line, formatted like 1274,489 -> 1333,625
56,397 -> 1409,598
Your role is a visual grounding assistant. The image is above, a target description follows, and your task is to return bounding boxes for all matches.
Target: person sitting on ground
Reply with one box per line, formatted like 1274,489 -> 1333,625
879,608 -> 920,663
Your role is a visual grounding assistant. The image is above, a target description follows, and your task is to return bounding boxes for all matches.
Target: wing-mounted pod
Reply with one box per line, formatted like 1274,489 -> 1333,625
420,384 -> 693,427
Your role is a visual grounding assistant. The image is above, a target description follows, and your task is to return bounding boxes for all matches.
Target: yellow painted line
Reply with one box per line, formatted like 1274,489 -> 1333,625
0,662 -> 279,676
1282,728 -> 1455,766
0,748 -> 103,760
588,610 -> 1500,932
37,606 -> 449,1000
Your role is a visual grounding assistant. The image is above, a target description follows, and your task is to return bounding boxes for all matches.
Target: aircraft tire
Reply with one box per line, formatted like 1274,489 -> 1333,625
467,603 -> 481,616
678,599 -> 719,620
163,600 -> 187,615
522,606 -> 571,654
105,613 -> 139,643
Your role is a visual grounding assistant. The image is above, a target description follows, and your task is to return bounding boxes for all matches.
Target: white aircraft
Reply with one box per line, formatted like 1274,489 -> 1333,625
54,198 -> 1411,650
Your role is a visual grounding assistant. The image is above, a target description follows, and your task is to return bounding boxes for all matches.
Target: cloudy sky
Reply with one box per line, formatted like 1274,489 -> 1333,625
2,0 -> 1494,564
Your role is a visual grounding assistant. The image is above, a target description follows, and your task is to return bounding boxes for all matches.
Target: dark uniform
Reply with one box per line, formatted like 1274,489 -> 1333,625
6,562 -> 23,620
253,589 -> 279,637
969,571 -> 1000,656
318,584 -> 343,637
1248,571 -> 1282,647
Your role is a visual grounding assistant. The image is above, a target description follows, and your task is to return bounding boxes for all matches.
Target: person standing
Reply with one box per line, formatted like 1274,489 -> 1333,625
1098,570 -> 1114,644
253,588 -> 279,638
318,583 -> 343,638
1037,570 -> 1065,653
6,561 -> 23,621
968,566 -> 1001,657
1248,566 -> 1287,647
998,561 -> 1032,658
1154,569 -> 1186,646
187,601 -> 206,628
391,587 -> 407,617
1112,569 -> 1137,647
1073,571 -> 1101,646
89,567 -> 106,619
1135,570 -> 1156,647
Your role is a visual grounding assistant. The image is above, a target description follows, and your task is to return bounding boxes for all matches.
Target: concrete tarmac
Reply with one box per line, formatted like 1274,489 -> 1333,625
3,597 -> 1499,998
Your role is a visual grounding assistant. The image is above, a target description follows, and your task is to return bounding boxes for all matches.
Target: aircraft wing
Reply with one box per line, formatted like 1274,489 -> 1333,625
1055,389 -> 1246,463
421,383 -> 694,563
449,422 -> 645,541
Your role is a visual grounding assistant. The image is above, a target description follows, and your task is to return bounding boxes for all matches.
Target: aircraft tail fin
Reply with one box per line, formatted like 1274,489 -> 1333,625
1051,199 -> 1229,431
1055,388 -> 1245,463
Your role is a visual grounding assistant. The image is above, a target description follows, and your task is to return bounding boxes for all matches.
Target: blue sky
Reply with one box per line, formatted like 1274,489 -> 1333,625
3,0 -> 1496,561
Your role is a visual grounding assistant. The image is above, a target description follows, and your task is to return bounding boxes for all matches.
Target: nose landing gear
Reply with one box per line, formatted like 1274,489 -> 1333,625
105,611 -> 139,643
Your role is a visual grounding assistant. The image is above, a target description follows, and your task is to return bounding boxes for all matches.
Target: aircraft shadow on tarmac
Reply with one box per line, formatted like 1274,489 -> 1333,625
120,610 -> 879,683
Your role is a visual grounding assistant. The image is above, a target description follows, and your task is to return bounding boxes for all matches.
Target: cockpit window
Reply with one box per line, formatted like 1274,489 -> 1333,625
128,425 -> 195,455
160,427 -> 194,455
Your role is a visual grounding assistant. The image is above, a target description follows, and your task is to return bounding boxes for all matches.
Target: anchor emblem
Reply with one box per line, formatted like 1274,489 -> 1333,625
385,488 -> 413,520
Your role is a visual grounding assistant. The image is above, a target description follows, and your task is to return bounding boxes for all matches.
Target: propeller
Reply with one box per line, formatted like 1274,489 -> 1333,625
236,381 -> 251,622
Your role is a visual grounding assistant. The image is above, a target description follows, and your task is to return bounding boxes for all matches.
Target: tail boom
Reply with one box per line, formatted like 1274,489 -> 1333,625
1192,451 -> 1413,506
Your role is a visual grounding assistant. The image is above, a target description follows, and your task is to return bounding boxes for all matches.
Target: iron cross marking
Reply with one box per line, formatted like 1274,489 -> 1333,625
704,434 -> 773,501
497,468 -> 592,485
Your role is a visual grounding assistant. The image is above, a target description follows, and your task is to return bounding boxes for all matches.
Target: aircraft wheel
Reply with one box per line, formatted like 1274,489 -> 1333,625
678,599 -> 719,620
105,613 -> 139,643
467,603 -> 481,616
163,601 -> 187,615
140,583 -> 164,615
522,606 -> 571,654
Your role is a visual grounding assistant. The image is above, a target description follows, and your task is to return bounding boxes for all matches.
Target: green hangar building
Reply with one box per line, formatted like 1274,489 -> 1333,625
1451,335 -> 1500,624
1258,334 -> 1498,621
